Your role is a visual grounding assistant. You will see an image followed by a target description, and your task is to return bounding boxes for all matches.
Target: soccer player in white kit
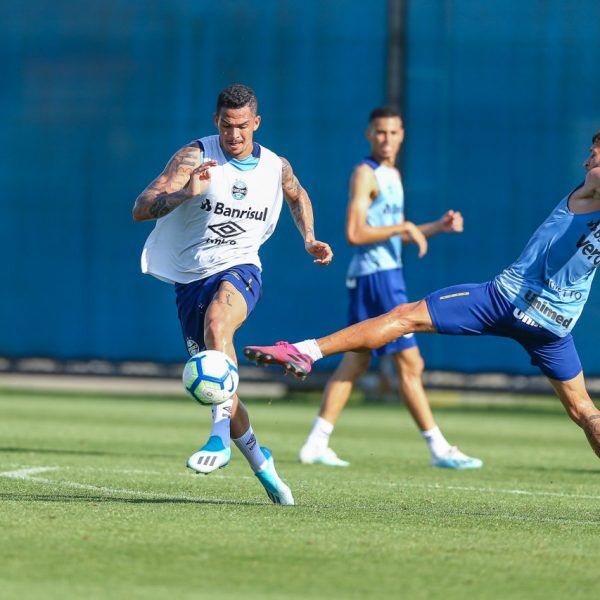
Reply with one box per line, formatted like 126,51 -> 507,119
133,84 -> 333,505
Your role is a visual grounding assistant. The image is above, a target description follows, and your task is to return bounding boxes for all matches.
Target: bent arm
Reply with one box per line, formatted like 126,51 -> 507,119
345,165 -> 406,246
281,157 -> 316,242
400,209 -> 464,243
416,220 -> 446,238
132,144 -> 202,222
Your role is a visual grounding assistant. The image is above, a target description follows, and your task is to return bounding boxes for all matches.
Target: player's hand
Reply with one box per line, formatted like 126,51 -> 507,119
305,239 -> 333,265
404,222 -> 428,258
185,160 -> 217,197
439,209 -> 464,233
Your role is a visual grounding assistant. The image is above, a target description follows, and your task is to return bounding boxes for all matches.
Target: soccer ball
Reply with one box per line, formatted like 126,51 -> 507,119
182,350 -> 239,405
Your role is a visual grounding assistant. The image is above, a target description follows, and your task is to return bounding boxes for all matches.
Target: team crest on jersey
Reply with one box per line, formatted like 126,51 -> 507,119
231,180 -> 248,200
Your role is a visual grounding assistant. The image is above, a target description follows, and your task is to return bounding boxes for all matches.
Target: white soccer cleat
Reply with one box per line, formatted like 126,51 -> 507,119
186,436 -> 231,474
255,447 -> 295,505
298,444 -> 350,467
431,446 -> 483,470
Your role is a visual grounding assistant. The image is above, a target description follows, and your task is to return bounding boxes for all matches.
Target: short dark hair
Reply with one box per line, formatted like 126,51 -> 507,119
593,131 -> 600,146
216,84 -> 258,115
368,106 -> 402,123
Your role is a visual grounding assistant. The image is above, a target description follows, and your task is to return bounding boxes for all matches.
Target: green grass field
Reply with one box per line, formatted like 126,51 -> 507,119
1,389 -> 599,599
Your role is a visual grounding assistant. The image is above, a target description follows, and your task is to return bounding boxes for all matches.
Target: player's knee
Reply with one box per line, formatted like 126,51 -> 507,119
388,302 -> 420,334
349,355 -> 370,379
398,355 -> 425,383
564,396 -> 592,427
335,353 -> 370,381
204,313 -> 233,347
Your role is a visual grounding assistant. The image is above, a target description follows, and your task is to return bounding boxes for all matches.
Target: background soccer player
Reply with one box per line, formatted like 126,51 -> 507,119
298,107 -> 482,469
133,84 -> 333,504
246,131 -> 600,462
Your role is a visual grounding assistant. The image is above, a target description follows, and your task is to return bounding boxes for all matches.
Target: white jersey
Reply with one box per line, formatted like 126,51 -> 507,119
141,135 -> 284,284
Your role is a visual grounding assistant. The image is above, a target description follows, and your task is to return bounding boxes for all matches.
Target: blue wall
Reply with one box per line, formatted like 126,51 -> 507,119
0,0 -> 386,363
401,0 -> 600,375
1,0 -> 599,375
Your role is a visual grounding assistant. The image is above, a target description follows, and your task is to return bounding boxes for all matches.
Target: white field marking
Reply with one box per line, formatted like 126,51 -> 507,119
0,464 -> 600,500
0,462 -> 256,481
381,481 -> 600,501
0,467 -> 59,478
1,467 -> 599,524
0,466 -> 248,503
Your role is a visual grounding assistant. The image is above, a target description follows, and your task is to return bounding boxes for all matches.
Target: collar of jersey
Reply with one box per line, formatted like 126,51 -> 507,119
224,142 -> 261,171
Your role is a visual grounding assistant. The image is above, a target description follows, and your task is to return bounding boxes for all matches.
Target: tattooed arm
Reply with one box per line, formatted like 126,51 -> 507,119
280,157 -> 333,265
132,144 -> 216,222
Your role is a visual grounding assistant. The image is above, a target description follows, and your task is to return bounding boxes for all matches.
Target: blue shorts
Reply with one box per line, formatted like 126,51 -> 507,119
175,264 -> 262,356
347,268 -> 418,357
425,281 -> 582,381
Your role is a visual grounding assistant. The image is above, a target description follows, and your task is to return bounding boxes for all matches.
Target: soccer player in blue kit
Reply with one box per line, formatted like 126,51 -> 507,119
245,131 -> 600,461
297,107 -> 482,469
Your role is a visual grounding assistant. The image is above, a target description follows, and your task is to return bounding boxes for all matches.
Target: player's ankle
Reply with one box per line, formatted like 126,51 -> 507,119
422,425 -> 451,458
293,339 -> 323,362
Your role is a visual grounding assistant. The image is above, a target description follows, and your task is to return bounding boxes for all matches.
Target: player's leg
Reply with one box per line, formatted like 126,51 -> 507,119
392,347 -> 482,469
515,325 -> 600,461
245,282 -> 495,379
549,373 -> 600,459
187,280 -> 247,474
245,299 -> 434,376
299,351 -> 370,466
201,279 -> 293,503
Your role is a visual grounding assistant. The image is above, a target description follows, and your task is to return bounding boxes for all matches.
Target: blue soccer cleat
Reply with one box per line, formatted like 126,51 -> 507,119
431,446 -> 483,470
186,435 -> 231,474
255,447 -> 295,505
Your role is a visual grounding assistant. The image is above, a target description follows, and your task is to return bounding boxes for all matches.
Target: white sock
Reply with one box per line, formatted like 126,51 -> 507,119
210,399 -> 233,446
293,339 -> 323,362
422,426 -> 452,458
304,416 -> 334,451
233,426 -> 268,472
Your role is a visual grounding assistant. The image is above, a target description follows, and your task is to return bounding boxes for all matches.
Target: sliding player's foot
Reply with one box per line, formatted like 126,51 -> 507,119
186,436 -> 231,474
299,444 -> 350,467
431,446 -> 483,470
243,341 -> 313,380
255,447 -> 295,505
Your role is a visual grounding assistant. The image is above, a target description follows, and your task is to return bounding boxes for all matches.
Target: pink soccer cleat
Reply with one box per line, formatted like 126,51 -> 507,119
243,341 -> 313,380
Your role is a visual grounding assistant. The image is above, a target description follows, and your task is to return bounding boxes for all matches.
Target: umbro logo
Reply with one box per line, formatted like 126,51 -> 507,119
245,433 -> 257,451
207,221 -> 246,239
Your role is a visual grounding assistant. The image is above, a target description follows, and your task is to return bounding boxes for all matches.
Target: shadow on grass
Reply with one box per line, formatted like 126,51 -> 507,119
0,447 -> 179,459
0,491 -> 269,507
509,464 -> 600,476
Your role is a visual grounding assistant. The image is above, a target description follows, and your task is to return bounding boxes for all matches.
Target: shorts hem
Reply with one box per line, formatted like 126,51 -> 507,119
542,367 -> 583,382
425,295 -> 444,334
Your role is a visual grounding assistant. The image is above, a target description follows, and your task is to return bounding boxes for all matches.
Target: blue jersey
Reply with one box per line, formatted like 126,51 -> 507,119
347,158 -> 404,278
494,187 -> 600,337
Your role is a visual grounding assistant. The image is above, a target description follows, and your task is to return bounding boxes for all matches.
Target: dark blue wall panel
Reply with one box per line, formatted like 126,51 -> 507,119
0,0 -> 387,363
1,0 -> 599,376
402,0 -> 600,375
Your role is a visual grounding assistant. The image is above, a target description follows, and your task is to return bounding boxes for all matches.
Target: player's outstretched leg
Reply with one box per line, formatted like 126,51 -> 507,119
243,341 -> 316,380
244,300 -> 435,378
549,373 -> 600,459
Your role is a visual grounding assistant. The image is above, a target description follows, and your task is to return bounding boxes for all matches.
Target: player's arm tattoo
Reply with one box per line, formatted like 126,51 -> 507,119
281,157 -> 316,241
133,145 -> 201,221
